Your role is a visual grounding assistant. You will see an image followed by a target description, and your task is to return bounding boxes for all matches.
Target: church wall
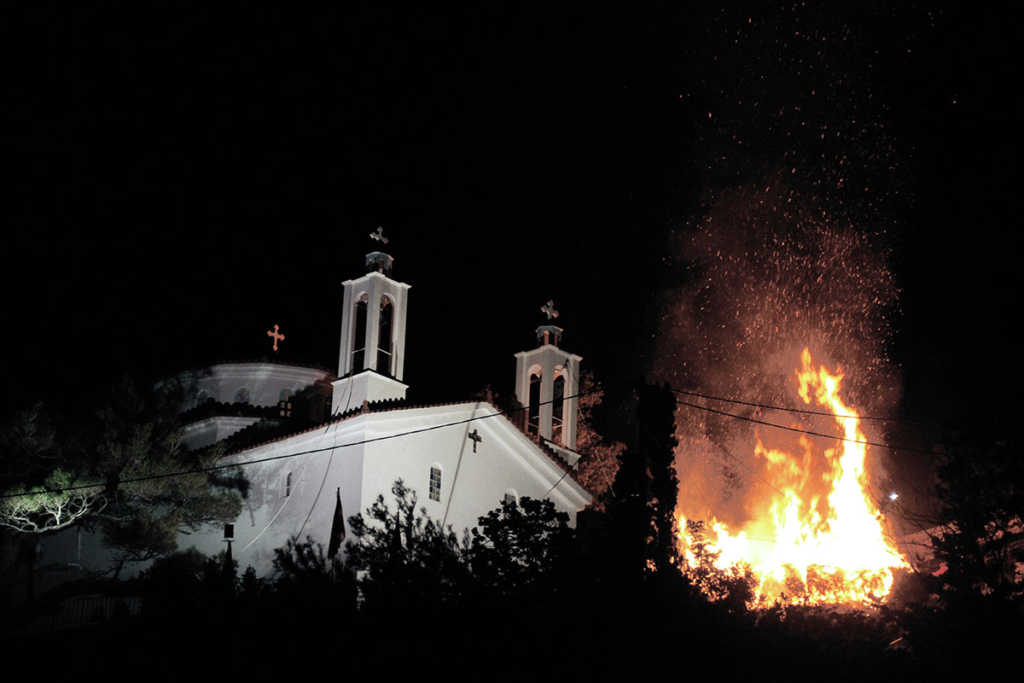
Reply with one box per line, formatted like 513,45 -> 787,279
184,363 -> 329,409
36,400 -> 590,585
196,402 -> 589,579
180,420 -> 368,576
180,416 -> 261,450
358,403 -> 591,538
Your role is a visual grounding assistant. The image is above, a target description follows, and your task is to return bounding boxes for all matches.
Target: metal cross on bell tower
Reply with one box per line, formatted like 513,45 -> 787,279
365,226 -> 394,274
540,299 -> 559,320
369,226 -> 389,244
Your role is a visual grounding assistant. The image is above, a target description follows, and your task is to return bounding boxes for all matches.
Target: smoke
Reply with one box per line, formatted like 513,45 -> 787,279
654,5 -> 922,526
656,180 -> 901,526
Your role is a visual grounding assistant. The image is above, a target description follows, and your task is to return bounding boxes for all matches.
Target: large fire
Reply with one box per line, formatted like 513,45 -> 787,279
678,348 -> 908,607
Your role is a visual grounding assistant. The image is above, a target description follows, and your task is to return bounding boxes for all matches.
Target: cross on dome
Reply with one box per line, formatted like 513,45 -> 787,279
266,323 -> 285,352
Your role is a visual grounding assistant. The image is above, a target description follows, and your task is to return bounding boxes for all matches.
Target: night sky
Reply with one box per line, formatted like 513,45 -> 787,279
3,3 -> 1020,443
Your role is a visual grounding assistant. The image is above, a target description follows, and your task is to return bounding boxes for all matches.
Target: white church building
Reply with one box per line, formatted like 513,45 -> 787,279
40,243 -> 592,578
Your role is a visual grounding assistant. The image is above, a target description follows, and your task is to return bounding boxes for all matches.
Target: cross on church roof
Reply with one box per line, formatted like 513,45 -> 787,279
266,323 -> 285,352
541,300 -> 559,320
468,429 -> 483,453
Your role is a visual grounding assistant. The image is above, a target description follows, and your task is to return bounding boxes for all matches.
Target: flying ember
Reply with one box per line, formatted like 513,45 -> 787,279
678,348 -> 908,607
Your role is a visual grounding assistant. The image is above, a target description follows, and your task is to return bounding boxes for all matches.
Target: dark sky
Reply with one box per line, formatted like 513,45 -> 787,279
3,3 -> 1019,438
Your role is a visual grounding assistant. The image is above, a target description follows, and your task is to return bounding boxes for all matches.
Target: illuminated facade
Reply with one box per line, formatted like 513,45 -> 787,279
38,246 -> 591,579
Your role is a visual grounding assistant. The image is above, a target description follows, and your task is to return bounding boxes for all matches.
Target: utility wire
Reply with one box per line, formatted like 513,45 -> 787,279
671,387 -> 925,424
701,445 -> 789,500
674,398 -> 941,456
542,468 -> 573,500
441,401 -> 482,528
4,381 -> 944,501
0,390 -> 595,501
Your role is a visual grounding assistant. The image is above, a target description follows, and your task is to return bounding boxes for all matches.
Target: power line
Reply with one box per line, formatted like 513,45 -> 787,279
542,467 -> 573,500
701,445 -> 789,500
674,398 -> 940,456
3,380 -> 944,503
441,400 -> 483,528
296,432 -> 340,540
671,387 -> 925,424
0,390 -> 595,501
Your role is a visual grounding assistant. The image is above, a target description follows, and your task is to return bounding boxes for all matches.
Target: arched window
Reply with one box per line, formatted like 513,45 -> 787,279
552,374 -> 566,444
429,465 -> 442,502
528,371 -> 541,436
285,472 -> 292,497
234,388 -> 250,404
278,389 -> 293,418
377,296 -> 393,376
351,294 -> 368,371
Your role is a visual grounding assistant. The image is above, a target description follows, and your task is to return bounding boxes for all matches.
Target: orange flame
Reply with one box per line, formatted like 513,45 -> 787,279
678,348 -> 908,607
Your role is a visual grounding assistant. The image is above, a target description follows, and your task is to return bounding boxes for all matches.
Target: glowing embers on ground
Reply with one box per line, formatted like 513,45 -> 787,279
678,348 -> 908,607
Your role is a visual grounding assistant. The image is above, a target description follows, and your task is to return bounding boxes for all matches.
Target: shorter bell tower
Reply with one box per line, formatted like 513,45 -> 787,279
332,231 -> 410,414
513,301 -> 582,449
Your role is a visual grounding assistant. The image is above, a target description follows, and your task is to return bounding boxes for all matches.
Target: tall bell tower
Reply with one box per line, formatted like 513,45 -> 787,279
513,301 -> 582,449
332,230 -> 410,413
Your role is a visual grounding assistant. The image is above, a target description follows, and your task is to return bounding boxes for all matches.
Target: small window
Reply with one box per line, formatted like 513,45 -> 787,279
234,388 -> 250,404
285,472 -> 292,497
278,389 -> 293,417
429,466 -> 442,502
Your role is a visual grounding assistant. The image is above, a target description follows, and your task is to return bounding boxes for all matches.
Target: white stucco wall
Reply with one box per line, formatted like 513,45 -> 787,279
179,419 -> 367,576
358,402 -> 590,538
180,416 -> 262,450
39,401 -> 591,581
183,362 -> 330,409
181,401 -> 590,577
330,371 -> 408,413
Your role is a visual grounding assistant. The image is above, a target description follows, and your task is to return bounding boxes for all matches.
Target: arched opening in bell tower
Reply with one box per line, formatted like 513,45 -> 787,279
377,295 -> 394,376
552,373 -> 566,444
528,369 -> 542,436
351,293 -> 368,372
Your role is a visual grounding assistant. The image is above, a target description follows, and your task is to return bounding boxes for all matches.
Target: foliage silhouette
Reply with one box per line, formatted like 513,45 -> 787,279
606,382 -> 680,577
681,518 -> 756,613
0,377 -> 246,577
889,434 -> 1023,676
0,403 -> 102,534
468,495 -> 573,603
574,371 -> 627,507
345,480 -> 472,610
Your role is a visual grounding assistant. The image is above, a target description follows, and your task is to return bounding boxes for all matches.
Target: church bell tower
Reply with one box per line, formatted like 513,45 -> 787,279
513,301 -> 582,449
332,230 -> 410,414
